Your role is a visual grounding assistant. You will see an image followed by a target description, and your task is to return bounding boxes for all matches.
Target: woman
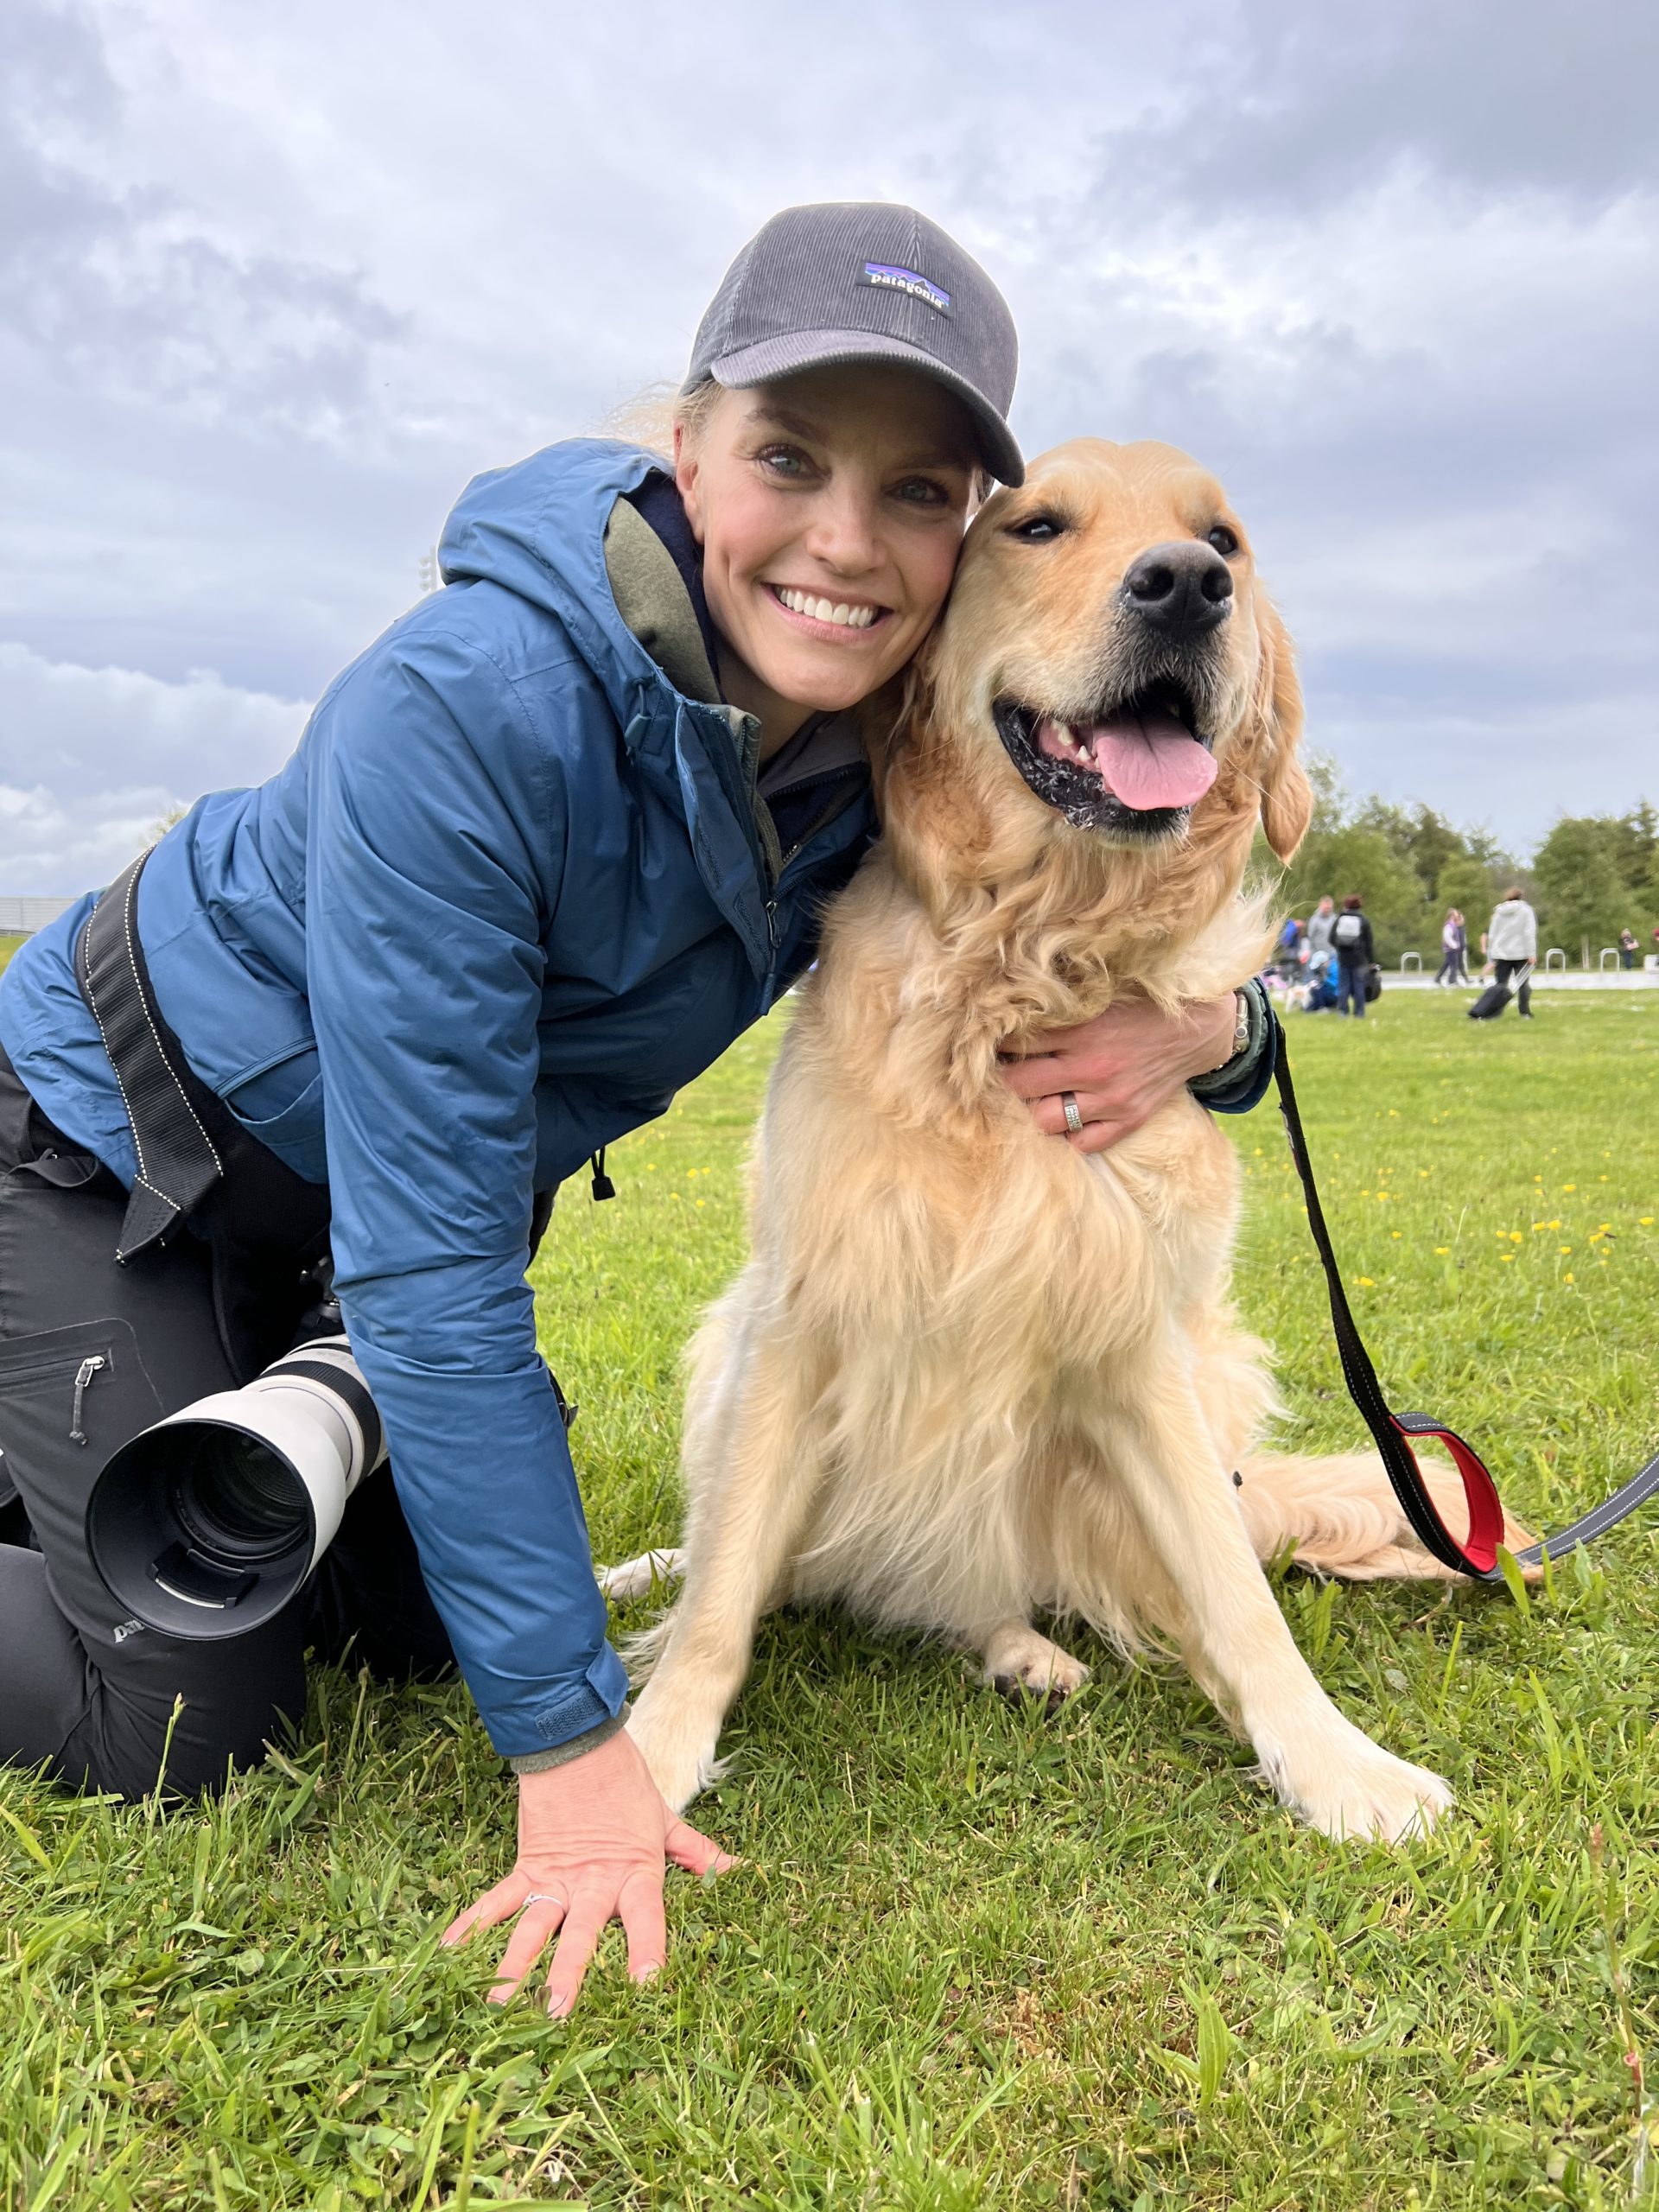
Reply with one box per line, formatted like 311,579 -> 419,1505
1331,893 -> 1376,1018
1435,906 -> 1465,986
0,203 -> 1274,2013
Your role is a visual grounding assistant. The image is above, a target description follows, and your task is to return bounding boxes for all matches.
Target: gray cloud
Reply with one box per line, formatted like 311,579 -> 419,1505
1,0 -> 1653,886
3,1 -> 408,435
0,640 -> 305,890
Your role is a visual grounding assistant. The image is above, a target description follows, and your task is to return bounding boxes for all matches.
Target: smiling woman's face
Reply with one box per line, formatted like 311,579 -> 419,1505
675,364 -> 980,755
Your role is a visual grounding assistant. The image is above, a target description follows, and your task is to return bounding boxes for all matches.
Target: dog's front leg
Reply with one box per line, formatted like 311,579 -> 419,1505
1098,1361 -> 1453,1843
627,1322 -> 822,1814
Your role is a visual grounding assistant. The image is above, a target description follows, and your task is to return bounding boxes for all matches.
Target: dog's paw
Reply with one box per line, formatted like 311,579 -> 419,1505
1265,1728 -> 1454,1844
598,1548 -> 685,1604
980,1624 -> 1090,1716
626,1692 -> 724,1815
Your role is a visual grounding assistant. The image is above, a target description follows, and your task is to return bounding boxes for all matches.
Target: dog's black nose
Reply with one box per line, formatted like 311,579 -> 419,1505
1122,540 -> 1234,636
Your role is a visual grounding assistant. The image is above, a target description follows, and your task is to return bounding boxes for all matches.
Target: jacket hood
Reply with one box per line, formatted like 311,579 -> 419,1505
438,439 -> 687,730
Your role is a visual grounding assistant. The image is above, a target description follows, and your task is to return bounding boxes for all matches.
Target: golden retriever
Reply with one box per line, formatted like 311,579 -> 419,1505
611,439 -> 1526,1842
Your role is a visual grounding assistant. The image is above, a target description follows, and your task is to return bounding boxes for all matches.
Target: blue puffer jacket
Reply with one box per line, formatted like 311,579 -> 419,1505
0,439 -> 876,1758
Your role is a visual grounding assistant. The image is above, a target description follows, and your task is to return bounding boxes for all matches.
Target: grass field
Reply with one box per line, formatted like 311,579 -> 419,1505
3,988 -> 1656,2209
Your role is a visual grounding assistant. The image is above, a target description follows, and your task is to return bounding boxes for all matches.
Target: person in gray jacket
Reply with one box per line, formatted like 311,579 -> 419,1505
1484,887 -> 1537,1016
1306,895 -> 1337,960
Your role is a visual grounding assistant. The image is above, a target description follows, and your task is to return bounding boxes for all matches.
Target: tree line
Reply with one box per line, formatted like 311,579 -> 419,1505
1273,760 -> 1659,969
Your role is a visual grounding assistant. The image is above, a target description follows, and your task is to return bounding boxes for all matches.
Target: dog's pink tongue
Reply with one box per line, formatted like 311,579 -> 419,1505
1086,707 -> 1217,810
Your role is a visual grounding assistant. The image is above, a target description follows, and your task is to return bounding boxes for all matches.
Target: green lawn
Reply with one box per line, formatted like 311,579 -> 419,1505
3,989 -> 1656,2209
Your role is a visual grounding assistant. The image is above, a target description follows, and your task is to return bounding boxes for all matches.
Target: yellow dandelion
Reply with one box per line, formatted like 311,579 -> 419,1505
1561,1183 -> 1577,1192
1434,1246 -> 1451,1255
695,1198 -> 706,1208
1510,1231 -> 1522,1243
1391,1230 -> 1402,1240
1500,1254 -> 1515,1263
1641,1217 -> 1655,1227
1355,1275 -> 1376,1287
1418,1169 -> 1430,1178
1558,1244 -> 1572,1255
1564,1271 -> 1575,1284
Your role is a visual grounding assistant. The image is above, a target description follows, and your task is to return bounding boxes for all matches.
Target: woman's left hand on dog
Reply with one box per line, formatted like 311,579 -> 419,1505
1000,993 -> 1239,1154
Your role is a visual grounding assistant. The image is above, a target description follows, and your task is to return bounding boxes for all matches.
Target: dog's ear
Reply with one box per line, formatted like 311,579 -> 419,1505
855,658 -> 934,811
1253,594 -> 1313,864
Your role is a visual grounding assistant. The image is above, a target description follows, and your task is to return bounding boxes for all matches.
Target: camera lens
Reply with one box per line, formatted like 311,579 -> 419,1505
169,1431 -> 308,1566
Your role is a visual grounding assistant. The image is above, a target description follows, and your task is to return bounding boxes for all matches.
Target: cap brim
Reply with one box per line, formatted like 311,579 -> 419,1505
697,328 -> 1025,486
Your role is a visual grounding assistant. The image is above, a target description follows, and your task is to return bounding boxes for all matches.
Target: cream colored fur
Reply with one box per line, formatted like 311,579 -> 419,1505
616,440 -> 1531,1843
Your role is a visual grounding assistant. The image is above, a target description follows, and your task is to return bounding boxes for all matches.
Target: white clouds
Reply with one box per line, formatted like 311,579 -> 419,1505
0,641 -> 306,890
1,0 -> 1654,879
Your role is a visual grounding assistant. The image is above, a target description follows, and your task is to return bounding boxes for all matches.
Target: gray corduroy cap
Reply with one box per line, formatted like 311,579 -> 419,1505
683,201 -> 1024,486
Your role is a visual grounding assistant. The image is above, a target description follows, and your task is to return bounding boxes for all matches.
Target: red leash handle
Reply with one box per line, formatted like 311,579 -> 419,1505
1270,1020 -> 1659,1576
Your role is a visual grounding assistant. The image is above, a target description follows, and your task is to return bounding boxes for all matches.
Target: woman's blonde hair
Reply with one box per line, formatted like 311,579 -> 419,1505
601,379 -> 723,465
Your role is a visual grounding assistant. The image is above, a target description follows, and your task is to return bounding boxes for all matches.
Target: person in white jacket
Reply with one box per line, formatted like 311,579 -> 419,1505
1484,887 -> 1537,1017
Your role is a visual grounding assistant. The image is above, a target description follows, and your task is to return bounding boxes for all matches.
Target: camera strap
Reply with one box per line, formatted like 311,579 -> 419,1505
76,849 -> 226,1262
76,848 -> 331,1379
1272,1022 -> 1659,1578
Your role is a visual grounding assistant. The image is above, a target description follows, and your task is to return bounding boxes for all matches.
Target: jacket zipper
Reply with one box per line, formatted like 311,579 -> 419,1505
773,765 -> 869,878
70,1354 -> 107,1446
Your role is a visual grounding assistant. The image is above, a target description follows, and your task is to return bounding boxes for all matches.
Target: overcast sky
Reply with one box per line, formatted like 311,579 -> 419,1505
3,0 -> 1655,891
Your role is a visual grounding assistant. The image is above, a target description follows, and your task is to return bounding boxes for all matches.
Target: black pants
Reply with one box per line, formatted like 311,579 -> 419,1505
1337,956 -> 1368,1018
0,1052 -> 453,1801
1493,958 -> 1532,1015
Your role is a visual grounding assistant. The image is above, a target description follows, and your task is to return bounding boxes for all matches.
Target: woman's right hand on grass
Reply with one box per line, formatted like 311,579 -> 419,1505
441,1725 -> 734,2015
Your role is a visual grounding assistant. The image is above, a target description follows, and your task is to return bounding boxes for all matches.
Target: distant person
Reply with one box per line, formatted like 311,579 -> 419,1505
1435,907 -> 1466,986
1619,927 -> 1639,970
1306,896 -> 1337,960
1301,948 -> 1338,1012
1485,886 -> 1537,1018
1275,915 -> 1305,981
1332,894 -> 1375,1020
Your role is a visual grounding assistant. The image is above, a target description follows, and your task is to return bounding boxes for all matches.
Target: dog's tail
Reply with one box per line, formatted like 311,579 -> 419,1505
1235,1447 -> 1541,1582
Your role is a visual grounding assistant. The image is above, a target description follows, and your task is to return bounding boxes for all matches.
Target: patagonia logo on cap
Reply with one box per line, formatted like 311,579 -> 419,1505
861,261 -> 953,316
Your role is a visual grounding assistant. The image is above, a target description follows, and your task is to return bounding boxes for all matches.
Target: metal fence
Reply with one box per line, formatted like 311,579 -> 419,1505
0,896 -> 74,936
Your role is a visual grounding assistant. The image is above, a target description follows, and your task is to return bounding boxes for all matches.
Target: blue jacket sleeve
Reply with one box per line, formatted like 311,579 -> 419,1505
1186,977 -> 1278,1116
304,626 -> 628,1758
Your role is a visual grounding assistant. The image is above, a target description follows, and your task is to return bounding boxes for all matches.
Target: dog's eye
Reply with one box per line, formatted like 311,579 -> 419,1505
1207,524 -> 1239,556
1008,515 -> 1065,543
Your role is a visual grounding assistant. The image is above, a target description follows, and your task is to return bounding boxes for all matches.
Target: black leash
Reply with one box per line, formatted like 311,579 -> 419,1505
1271,1023 -> 1659,1578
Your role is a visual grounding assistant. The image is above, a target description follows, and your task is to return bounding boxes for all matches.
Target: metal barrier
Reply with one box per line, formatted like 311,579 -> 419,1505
1399,951 -> 1422,972
1599,947 -> 1622,971
0,895 -> 74,937
1543,948 -> 1567,971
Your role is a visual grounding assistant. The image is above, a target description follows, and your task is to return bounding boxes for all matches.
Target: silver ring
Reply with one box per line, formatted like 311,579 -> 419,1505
1060,1090 -> 1084,1135
521,1892 -> 564,1910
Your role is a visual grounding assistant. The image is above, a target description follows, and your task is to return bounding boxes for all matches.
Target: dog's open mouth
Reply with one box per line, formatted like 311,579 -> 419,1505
993,679 -> 1217,834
